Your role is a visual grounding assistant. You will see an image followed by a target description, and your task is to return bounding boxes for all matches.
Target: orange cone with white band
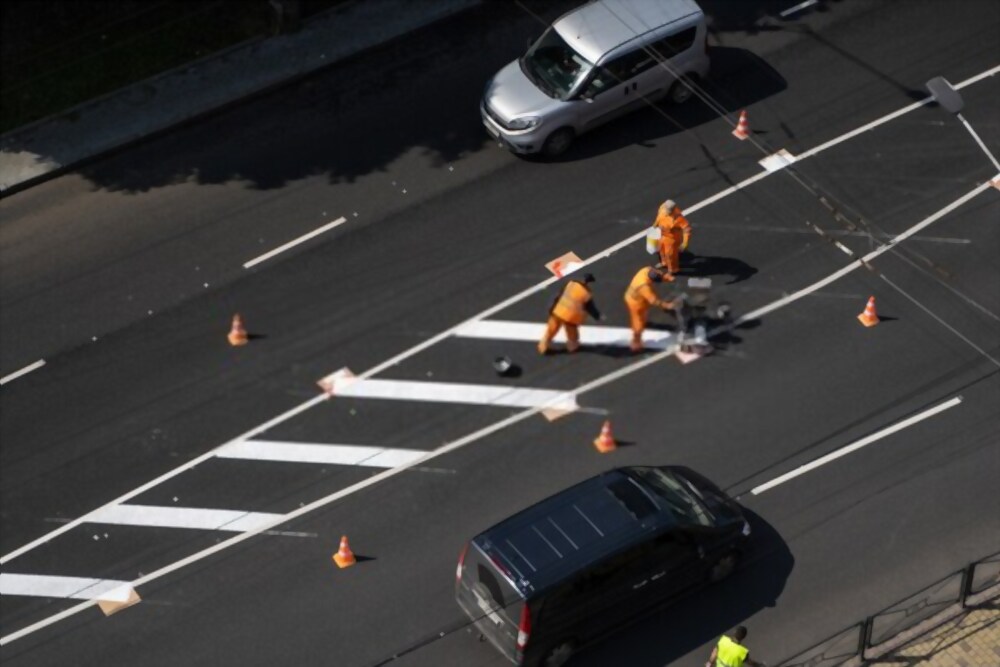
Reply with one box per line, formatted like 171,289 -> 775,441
593,421 -> 617,454
857,296 -> 879,327
227,314 -> 248,346
333,535 -> 356,568
732,110 -> 750,140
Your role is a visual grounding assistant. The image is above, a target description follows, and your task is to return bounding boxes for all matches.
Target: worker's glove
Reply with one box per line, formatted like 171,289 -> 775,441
681,239 -> 690,251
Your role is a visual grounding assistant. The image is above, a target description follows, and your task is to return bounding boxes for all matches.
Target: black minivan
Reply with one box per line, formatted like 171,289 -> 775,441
455,466 -> 750,667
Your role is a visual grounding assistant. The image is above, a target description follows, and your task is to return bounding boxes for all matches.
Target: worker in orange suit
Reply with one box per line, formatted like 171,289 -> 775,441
538,273 -> 601,355
624,266 -> 677,353
653,199 -> 691,276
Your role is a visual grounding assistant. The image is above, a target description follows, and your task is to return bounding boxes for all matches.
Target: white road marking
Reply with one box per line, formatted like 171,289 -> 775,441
326,377 -> 579,412
759,149 -> 797,172
751,397 -> 963,495
0,359 -> 45,386
780,0 -> 818,18
216,439 -> 426,468
87,505 -> 282,532
243,216 -> 347,269
0,574 -> 130,600
455,320 -> 677,349
3,65 -> 998,644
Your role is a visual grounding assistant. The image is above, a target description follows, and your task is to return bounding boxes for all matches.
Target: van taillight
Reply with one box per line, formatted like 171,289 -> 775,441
516,604 -> 531,651
456,543 -> 469,586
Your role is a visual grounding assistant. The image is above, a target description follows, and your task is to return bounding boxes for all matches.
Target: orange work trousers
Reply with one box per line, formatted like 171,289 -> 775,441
538,315 -> 580,354
626,304 -> 649,352
658,231 -> 684,274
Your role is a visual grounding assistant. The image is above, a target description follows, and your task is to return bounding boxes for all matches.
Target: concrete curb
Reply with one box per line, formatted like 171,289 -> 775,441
0,0 -> 482,195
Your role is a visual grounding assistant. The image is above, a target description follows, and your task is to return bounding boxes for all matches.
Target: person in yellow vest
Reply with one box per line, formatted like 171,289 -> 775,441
653,199 -> 691,276
538,273 -> 601,355
624,266 -> 677,353
706,626 -> 763,667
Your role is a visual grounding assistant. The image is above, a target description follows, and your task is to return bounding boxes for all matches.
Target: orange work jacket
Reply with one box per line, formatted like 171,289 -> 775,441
552,281 -> 593,325
655,204 -> 691,243
625,268 -> 666,310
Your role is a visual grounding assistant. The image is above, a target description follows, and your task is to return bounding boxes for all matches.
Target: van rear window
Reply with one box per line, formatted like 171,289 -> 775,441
477,563 -> 517,608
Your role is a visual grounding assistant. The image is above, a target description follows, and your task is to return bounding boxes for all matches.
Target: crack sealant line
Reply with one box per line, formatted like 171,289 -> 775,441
2,176 -> 993,648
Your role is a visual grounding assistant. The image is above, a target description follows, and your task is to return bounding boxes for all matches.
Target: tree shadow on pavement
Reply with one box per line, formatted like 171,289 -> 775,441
569,509 -> 793,667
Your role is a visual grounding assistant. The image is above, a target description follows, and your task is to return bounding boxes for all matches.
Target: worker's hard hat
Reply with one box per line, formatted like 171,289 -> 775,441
662,199 -> 677,212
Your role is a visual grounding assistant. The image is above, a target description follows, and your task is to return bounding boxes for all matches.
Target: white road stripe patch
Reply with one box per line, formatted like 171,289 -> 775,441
751,397 -> 963,495
327,377 -> 579,412
3,65 -> 998,645
243,216 -> 347,268
216,439 -> 426,468
0,574 -> 130,600
87,505 -> 282,532
780,0 -> 818,18
0,359 -> 46,386
455,320 -> 677,349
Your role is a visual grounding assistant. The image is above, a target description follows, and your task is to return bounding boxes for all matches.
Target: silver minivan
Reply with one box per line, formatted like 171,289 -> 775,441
481,0 -> 710,157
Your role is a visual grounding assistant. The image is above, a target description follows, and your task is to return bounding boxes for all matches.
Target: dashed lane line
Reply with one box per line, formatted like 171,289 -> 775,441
0,359 -> 45,386
750,396 -> 964,495
243,216 -> 347,269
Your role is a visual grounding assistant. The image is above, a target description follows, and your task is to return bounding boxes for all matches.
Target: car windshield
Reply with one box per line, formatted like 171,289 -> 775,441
630,468 -> 715,527
521,28 -> 594,100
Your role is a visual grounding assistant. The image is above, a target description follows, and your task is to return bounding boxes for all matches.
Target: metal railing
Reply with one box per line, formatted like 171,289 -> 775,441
777,551 -> 1000,667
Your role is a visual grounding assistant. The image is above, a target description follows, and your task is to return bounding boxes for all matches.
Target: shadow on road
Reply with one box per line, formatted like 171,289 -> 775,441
569,509 -> 793,667
548,47 -> 787,162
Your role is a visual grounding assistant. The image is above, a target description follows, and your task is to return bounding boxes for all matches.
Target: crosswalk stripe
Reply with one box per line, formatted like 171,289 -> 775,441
454,320 -> 677,348
87,505 -> 282,532
216,440 -> 426,468
326,377 -> 578,412
0,573 -> 130,600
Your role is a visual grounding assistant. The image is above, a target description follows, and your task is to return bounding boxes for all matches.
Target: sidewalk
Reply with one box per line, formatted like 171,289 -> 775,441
0,0 -> 480,194
873,604 -> 1000,666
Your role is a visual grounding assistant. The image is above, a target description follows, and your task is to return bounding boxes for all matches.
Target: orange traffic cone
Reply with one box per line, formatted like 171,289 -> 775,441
857,296 -> 879,327
332,535 -> 356,568
227,314 -> 248,346
593,420 -> 617,454
732,110 -> 750,140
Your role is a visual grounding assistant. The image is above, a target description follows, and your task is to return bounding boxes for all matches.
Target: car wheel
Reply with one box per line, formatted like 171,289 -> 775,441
542,128 -> 574,157
541,639 -> 576,667
709,551 -> 739,583
668,76 -> 698,105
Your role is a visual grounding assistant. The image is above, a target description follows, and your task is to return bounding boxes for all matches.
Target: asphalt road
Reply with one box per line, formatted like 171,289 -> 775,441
1,1 -> 999,666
